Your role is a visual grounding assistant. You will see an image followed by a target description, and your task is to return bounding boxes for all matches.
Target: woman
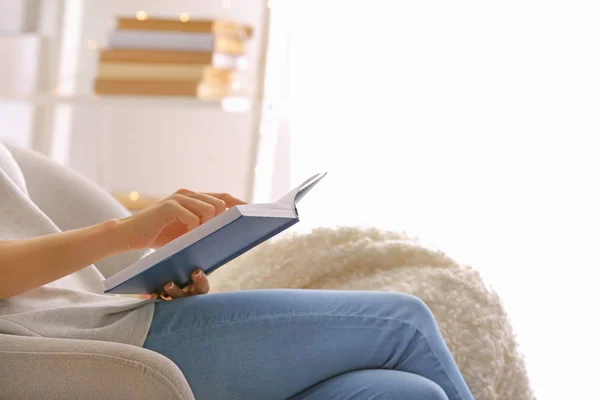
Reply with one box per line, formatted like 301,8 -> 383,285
0,142 -> 474,400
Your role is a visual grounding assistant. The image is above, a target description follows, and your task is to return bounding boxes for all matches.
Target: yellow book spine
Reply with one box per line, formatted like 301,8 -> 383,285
97,63 -> 234,83
117,18 -> 253,39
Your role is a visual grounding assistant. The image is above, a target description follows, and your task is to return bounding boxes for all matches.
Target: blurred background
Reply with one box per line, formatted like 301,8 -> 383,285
1,0 -> 599,398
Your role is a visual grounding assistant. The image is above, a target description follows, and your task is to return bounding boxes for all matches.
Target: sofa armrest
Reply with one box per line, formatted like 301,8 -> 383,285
0,334 -> 194,400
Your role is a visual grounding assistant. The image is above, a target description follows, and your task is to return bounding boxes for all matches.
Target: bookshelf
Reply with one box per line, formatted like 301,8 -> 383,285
30,93 -> 253,111
23,0 -> 275,205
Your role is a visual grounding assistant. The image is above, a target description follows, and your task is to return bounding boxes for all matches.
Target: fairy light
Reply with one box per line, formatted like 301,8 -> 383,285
136,10 -> 148,20
180,12 -> 190,22
129,191 -> 140,201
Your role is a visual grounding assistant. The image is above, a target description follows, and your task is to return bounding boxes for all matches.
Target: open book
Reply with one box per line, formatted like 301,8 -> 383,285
104,173 -> 327,294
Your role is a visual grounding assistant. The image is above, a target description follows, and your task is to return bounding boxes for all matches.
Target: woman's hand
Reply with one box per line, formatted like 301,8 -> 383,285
140,267 -> 211,301
118,189 -> 245,251
163,268 -> 210,299
118,189 -> 245,300
0,189 -> 243,299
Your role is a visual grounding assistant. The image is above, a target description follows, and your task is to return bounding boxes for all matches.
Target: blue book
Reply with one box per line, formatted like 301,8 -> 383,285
103,173 -> 327,294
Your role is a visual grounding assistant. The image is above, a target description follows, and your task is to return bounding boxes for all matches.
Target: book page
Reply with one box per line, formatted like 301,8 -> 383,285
276,172 -> 327,206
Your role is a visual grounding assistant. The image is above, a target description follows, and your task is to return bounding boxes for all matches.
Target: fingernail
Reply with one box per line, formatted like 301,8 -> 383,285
165,282 -> 173,290
194,270 -> 203,279
150,293 -> 158,300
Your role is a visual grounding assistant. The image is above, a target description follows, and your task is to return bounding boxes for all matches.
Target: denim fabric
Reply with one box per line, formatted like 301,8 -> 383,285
143,289 -> 474,400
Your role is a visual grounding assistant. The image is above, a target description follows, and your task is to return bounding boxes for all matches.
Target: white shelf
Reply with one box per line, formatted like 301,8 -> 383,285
0,35 -> 45,98
15,93 -> 253,112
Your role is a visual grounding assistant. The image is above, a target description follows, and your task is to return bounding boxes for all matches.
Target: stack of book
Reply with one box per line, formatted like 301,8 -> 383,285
94,16 -> 253,100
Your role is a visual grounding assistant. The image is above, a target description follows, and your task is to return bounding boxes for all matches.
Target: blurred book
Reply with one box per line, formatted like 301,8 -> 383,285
93,16 -> 252,100
97,63 -> 235,83
108,30 -> 245,55
95,79 -> 234,99
117,17 -> 253,39
100,49 -> 247,69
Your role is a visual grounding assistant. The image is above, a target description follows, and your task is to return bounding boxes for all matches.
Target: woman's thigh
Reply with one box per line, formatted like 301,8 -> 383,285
143,289 -> 462,400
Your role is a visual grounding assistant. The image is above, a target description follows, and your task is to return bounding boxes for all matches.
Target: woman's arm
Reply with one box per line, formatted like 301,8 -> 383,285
0,220 -> 124,298
0,190 -> 244,299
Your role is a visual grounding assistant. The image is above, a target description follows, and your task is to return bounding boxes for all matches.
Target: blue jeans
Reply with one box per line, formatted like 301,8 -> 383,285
143,290 -> 474,400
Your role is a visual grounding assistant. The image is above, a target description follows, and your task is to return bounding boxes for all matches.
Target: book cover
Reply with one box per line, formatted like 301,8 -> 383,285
104,173 -> 327,294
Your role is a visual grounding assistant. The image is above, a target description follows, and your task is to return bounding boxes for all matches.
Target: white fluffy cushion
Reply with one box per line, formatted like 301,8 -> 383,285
210,226 -> 534,400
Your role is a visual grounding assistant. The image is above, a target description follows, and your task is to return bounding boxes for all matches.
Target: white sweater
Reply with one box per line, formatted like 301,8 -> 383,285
0,143 -> 153,346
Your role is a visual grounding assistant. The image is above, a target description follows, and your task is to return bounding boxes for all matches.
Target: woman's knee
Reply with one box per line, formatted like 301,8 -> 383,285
300,369 -> 449,400
369,370 -> 448,400
408,376 -> 450,400
373,291 -> 438,333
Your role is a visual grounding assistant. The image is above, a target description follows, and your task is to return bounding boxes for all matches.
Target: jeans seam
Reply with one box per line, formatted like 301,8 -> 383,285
417,332 -> 467,400
147,312 -> 417,338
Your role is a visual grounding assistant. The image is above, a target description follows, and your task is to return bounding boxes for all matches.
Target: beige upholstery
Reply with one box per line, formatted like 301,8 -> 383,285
1,145 -> 195,400
0,334 -> 194,400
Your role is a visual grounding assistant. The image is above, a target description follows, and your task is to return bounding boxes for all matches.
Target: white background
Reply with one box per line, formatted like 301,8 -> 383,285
287,1 -> 600,399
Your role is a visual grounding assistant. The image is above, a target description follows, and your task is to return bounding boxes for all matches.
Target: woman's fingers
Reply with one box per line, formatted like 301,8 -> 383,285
159,200 -> 202,231
137,293 -> 158,300
168,194 -> 218,223
164,281 -> 187,299
205,193 -> 247,208
189,269 -> 210,295
175,190 -> 247,210
175,190 -> 228,215
158,269 -> 208,301
164,191 -> 247,227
